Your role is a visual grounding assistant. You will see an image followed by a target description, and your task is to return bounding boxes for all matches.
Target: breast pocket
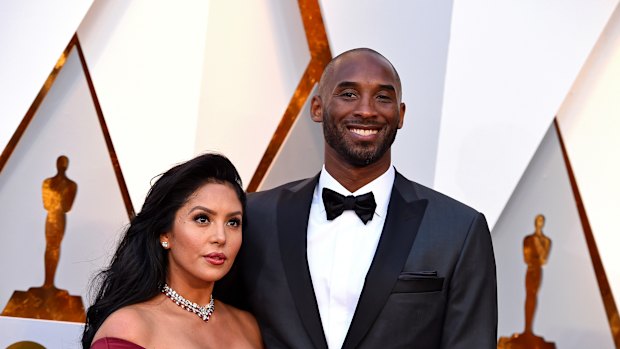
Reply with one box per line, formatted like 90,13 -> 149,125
392,271 -> 444,293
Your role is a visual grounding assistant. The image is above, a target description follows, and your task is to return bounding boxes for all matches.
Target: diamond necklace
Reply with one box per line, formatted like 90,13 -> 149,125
161,283 -> 215,322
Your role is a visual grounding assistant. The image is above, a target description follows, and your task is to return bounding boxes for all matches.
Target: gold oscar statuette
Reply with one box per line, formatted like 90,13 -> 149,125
498,214 -> 556,349
6,341 -> 46,349
1,155 -> 85,322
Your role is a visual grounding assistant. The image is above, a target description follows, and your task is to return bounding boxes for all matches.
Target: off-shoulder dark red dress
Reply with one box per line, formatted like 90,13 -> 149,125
91,337 -> 146,349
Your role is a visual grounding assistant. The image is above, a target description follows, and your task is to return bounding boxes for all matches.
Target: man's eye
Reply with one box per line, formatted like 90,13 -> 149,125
339,92 -> 357,98
194,214 -> 209,224
377,95 -> 392,102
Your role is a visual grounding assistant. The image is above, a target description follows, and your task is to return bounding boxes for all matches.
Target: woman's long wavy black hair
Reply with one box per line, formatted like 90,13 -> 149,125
81,153 -> 245,348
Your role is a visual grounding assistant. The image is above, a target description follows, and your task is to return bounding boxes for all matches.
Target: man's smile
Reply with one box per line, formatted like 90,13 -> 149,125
350,128 -> 379,136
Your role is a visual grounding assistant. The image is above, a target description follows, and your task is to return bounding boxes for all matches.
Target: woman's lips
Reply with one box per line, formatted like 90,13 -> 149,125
205,252 -> 226,265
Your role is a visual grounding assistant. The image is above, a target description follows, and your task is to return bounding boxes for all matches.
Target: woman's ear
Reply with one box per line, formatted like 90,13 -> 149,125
160,233 -> 170,249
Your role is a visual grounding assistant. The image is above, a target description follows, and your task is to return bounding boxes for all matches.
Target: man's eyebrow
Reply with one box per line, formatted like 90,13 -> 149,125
334,81 -> 359,90
378,84 -> 396,92
334,81 -> 396,93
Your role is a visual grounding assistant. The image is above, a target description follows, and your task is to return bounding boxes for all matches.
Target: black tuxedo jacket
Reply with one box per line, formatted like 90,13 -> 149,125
217,171 -> 497,348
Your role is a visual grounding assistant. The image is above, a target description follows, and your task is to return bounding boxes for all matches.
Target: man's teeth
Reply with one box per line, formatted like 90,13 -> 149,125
351,128 -> 378,136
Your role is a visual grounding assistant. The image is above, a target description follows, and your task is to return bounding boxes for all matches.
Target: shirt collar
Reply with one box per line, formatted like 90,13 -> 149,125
316,164 -> 395,218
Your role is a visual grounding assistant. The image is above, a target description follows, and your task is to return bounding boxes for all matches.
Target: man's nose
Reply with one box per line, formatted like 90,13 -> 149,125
354,95 -> 378,118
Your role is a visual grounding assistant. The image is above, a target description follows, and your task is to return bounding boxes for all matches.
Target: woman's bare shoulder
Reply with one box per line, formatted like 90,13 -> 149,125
92,304 -> 155,345
218,302 -> 263,348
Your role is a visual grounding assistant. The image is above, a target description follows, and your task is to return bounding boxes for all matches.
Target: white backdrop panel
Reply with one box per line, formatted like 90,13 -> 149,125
436,0 -> 619,227
0,47 -> 128,311
195,0 -> 310,188
557,3 -> 620,314
77,0 -> 211,209
0,317 -> 83,349
320,0 -> 454,187
493,124 -> 613,348
259,85 -> 323,191
0,1 -> 93,155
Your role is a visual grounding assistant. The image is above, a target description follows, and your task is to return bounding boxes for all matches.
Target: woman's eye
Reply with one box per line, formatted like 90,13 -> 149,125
194,214 -> 209,224
227,218 -> 242,227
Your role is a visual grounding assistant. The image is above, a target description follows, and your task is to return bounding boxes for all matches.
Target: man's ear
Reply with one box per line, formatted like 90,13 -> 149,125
397,102 -> 406,129
310,95 -> 323,123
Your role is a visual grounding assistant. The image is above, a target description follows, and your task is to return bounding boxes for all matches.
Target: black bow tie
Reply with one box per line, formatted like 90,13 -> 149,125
322,187 -> 376,224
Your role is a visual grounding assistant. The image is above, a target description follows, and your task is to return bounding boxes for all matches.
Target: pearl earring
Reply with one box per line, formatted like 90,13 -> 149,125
161,241 -> 169,249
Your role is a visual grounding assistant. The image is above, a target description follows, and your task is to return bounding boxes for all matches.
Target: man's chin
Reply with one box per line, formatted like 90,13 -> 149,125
326,140 -> 382,166
343,151 -> 380,167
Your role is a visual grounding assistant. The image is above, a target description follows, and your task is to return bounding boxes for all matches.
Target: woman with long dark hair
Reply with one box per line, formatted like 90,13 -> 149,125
82,153 -> 262,348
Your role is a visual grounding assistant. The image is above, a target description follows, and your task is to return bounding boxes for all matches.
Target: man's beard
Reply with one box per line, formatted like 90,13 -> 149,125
322,113 -> 398,167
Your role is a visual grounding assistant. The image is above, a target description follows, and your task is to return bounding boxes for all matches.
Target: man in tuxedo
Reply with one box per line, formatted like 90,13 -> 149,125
218,48 -> 497,348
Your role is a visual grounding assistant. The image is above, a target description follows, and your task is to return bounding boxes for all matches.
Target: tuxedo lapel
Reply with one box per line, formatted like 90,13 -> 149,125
342,173 -> 428,349
277,175 -> 328,349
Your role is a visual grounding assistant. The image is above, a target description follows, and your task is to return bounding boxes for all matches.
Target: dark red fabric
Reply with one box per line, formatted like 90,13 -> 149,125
91,337 -> 146,349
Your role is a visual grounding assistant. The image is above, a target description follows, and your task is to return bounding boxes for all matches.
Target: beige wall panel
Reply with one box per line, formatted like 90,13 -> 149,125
195,0 -> 310,189
0,1 -> 93,155
0,48 -> 128,312
557,3 -> 620,314
436,0 -> 619,228
494,124 -> 613,348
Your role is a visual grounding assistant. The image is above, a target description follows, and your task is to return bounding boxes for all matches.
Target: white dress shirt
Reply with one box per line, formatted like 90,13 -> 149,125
307,165 -> 395,349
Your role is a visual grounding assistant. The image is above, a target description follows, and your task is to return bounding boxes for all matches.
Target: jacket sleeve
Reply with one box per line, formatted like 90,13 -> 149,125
440,213 -> 498,348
